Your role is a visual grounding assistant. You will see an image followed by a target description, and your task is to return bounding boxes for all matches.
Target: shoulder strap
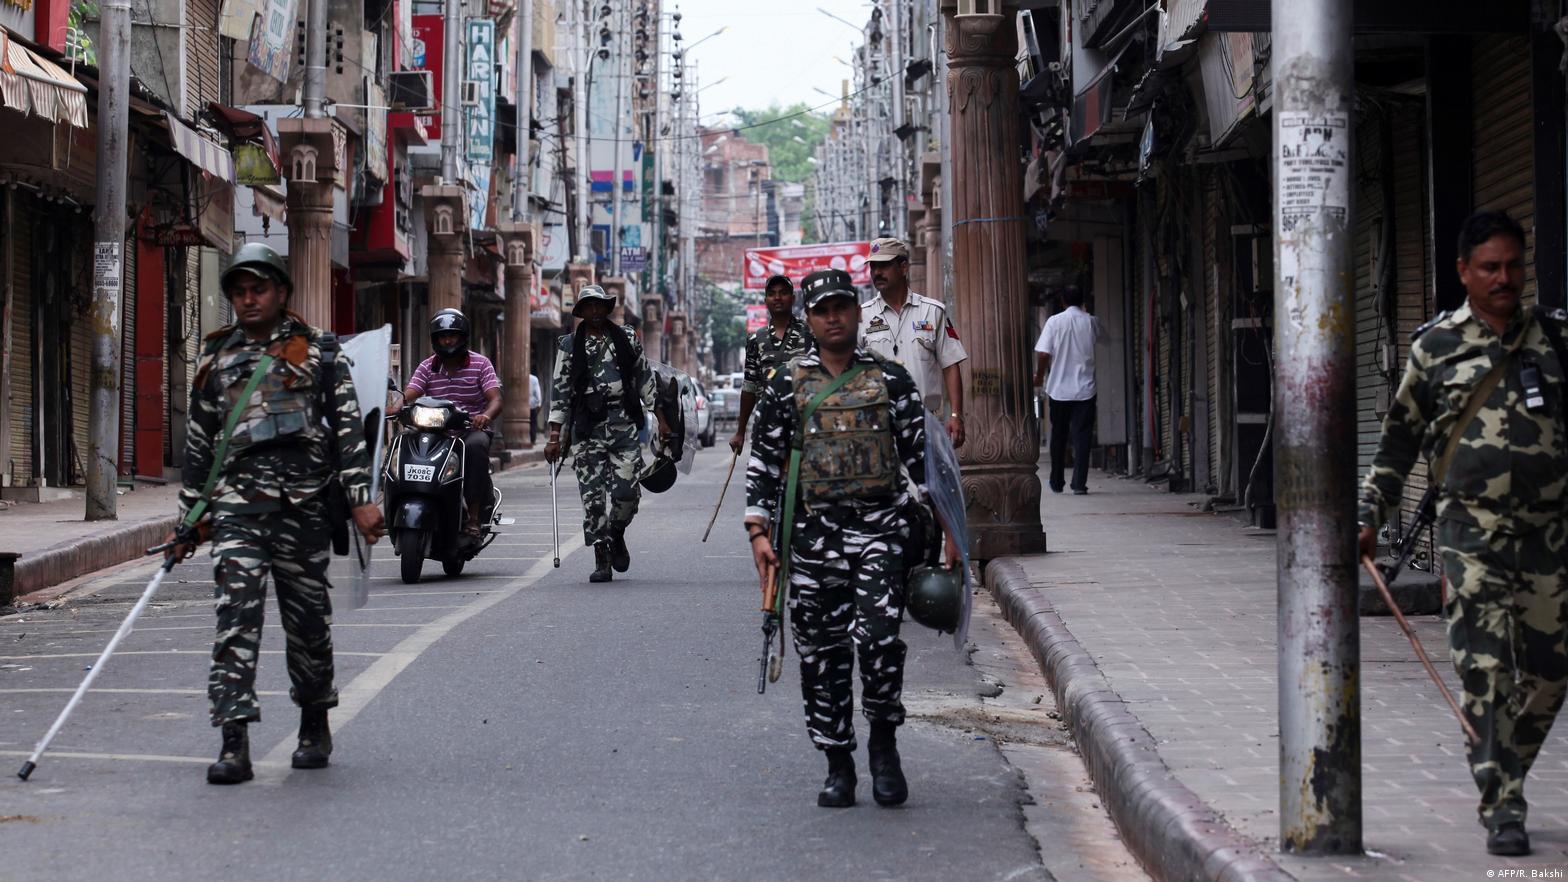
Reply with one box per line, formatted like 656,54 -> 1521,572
774,362 -> 870,590
318,333 -> 343,465
183,354 -> 275,528
1431,326 -> 1529,486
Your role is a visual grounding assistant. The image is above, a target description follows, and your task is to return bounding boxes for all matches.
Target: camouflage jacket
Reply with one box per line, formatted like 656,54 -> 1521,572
1360,302 -> 1568,535
742,317 -> 814,396
745,349 -> 927,530
546,326 -> 658,428
178,316 -> 372,520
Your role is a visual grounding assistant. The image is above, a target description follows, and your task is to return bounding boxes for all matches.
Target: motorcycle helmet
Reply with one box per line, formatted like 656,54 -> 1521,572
905,565 -> 965,633
430,308 -> 470,358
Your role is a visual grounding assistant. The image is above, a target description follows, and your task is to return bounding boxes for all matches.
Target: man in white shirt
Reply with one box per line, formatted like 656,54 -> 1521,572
528,373 -> 543,446
858,236 -> 969,447
1033,286 -> 1107,494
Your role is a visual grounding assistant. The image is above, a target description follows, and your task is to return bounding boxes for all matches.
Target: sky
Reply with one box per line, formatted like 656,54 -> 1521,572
668,0 -> 878,122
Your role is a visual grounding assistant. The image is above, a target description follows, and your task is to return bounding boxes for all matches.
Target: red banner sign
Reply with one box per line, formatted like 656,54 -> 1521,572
743,241 -> 871,290
745,304 -> 768,333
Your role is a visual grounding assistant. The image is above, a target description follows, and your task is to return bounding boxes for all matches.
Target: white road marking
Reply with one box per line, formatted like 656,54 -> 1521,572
0,688 -> 289,697
0,748 -> 287,769
257,534 -> 586,771
0,650 -> 386,660
369,590 -> 499,597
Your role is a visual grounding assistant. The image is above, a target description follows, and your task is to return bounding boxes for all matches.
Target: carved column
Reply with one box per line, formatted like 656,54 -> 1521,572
920,150 -> 945,304
640,295 -> 665,363
943,1 -> 1046,557
420,184 -> 469,313
565,262 -> 596,317
279,118 -> 345,328
499,222 -> 538,448
602,277 -> 628,326
907,207 -> 928,294
668,312 -> 689,375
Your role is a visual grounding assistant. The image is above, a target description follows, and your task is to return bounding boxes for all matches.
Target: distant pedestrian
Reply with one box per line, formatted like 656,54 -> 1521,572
529,372 -> 542,446
859,237 -> 968,447
1033,286 -> 1106,494
730,274 -> 813,453
1360,211 -> 1568,857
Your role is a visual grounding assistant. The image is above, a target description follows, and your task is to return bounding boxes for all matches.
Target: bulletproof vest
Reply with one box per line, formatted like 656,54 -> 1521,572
792,362 -> 899,504
214,335 -> 320,455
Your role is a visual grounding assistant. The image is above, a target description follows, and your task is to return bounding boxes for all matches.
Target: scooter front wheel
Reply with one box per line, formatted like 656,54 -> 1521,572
398,528 -> 430,584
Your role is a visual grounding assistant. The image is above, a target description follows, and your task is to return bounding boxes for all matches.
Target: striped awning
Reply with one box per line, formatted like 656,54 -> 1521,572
163,111 -> 236,184
0,30 -> 89,129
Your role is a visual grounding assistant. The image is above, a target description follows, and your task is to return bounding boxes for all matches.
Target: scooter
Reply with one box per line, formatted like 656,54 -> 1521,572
383,397 -> 509,584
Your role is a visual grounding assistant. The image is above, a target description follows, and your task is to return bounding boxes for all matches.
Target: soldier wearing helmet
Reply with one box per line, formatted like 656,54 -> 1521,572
400,308 -> 503,538
744,268 -> 952,809
164,241 -> 386,785
544,284 -> 668,582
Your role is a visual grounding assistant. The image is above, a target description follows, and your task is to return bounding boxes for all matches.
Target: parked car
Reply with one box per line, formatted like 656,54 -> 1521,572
693,383 -> 716,447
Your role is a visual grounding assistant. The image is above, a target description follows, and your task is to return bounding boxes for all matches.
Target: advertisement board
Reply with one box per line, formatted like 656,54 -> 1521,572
745,304 -> 768,334
743,241 -> 871,290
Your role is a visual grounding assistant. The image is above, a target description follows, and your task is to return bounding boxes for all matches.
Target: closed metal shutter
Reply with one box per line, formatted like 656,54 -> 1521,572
120,229 -> 137,475
185,0 -> 223,111
1392,103 -> 1435,569
1204,174 -> 1223,493
7,198 -> 33,484
1472,35 -> 1537,306
1354,111 -> 1387,483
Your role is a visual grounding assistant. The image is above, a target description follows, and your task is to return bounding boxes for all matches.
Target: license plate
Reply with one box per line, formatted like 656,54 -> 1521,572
403,464 -> 436,482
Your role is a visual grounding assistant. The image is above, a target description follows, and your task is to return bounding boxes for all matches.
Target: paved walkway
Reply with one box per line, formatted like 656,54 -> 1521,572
1005,469 -> 1568,881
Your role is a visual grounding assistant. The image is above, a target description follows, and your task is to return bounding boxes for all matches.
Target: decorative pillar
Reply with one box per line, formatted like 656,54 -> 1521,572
602,277 -> 628,326
907,206 -> 928,294
420,183 -> 469,313
668,311 -> 689,375
565,262 -> 596,316
920,150 -> 945,304
640,295 -> 665,363
279,118 -> 346,328
943,0 -> 1046,558
499,222 -> 538,448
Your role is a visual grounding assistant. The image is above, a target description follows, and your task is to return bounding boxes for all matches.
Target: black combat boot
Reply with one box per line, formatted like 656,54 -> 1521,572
207,722 -> 253,785
1487,821 -> 1531,856
291,706 -> 333,770
609,527 -> 631,573
868,721 -> 908,807
817,748 -> 856,808
589,541 -> 613,583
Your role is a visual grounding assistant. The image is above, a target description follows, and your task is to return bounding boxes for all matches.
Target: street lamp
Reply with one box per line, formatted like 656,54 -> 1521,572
679,25 -> 728,57
817,6 -> 865,32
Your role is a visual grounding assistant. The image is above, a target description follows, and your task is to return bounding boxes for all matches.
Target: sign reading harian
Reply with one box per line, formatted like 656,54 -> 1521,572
465,19 -> 495,165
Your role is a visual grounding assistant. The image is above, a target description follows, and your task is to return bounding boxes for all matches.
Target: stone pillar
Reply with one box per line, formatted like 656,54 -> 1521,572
907,207 -> 928,294
278,117 -> 346,328
943,1 -> 1046,558
565,262 -> 596,316
420,184 -> 469,313
920,151 -> 945,304
602,277 -> 628,326
668,312 -> 689,374
499,222 -> 538,448
640,295 -> 665,363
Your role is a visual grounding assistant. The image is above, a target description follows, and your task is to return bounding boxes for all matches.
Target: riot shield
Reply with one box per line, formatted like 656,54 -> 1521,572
923,411 -> 972,649
646,360 -> 701,474
339,325 -> 393,611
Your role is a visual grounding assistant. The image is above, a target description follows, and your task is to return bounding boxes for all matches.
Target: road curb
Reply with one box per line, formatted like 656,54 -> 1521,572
984,557 -> 1295,882
12,515 -> 178,603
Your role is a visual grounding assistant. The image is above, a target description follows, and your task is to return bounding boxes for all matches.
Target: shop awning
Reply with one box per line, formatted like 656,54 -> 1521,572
0,29 -> 89,128
163,111 -> 236,183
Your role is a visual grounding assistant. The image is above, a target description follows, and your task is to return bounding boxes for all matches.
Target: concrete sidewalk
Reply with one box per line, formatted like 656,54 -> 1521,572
0,450 -> 547,605
987,469 -> 1568,881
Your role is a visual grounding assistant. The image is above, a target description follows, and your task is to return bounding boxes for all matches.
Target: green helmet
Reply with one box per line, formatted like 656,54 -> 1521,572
906,565 -> 964,633
222,243 -> 292,294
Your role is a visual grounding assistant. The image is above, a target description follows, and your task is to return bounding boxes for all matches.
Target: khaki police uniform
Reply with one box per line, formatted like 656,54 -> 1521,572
858,291 -> 967,415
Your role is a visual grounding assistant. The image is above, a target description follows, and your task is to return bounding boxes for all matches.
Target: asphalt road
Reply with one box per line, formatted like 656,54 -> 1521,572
0,449 -> 1124,882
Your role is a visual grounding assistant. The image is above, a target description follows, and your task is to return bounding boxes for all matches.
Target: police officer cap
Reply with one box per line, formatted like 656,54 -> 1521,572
573,284 -> 617,317
799,269 -> 858,310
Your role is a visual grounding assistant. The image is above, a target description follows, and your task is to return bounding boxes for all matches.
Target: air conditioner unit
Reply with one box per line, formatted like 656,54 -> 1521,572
461,80 -> 481,106
387,70 -> 433,111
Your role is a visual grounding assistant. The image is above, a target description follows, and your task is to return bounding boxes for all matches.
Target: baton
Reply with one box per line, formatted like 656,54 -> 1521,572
18,551 -> 179,780
702,450 -> 741,543
550,460 -> 561,568
1361,556 -> 1479,746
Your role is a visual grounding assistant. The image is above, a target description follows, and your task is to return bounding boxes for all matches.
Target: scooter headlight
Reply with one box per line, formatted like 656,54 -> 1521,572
409,405 -> 449,429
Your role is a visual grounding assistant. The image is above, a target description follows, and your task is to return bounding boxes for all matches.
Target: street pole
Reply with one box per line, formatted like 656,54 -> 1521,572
86,0 -> 131,520
441,0 -> 462,183
573,0 -> 591,263
514,0 -> 534,220
303,0 -> 327,118
610,0 -> 627,278
1272,0 -> 1361,856
887,0 -> 906,238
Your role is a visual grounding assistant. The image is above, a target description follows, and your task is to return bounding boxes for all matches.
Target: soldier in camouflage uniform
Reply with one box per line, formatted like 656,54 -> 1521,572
167,243 -> 386,785
1360,212 -> 1568,856
544,285 -> 665,583
744,269 -> 929,809
729,274 -> 814,453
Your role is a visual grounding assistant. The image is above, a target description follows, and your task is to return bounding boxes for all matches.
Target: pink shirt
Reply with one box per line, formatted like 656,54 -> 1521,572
407,352 -> 501,416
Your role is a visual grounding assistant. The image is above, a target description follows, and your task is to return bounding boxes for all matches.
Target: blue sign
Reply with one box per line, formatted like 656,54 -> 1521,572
465,20 -> 496,165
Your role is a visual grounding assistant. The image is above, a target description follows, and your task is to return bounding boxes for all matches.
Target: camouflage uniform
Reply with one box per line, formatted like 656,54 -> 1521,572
548,329 -> 658,545
1361,302 -> 1568,830
745,349 -> 928,750
742,317 -> 814,396
180,315 -> 372,727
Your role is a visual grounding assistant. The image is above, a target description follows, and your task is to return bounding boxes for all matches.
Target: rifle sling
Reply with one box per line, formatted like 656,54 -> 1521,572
184,354 -> 276,529
1431,326 -> 1529,487
774,362 -> 869,609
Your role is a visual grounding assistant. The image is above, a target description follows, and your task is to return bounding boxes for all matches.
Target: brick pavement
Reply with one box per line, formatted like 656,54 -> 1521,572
1001,469 -> 1568,881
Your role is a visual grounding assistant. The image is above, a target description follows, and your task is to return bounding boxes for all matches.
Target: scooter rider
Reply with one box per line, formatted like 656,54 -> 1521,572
400,309 -> 503,538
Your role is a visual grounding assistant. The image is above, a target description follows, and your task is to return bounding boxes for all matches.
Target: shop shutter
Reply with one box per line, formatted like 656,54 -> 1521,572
1354,112 -> 1387,483
67,220 -> 91,484
120,228 -> 137,475
7,198 -> 33,484
1204,175 -> 1223,492
1472,35 -> 1537,306
185,0 -> 224,111
1393,103 -> 1436,571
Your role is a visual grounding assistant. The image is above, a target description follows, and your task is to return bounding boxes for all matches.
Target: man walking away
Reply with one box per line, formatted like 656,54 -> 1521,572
1033,286 -> 1106,494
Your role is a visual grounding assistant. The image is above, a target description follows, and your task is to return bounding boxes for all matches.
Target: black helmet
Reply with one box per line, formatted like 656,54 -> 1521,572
639,455 -> 677,493
429,308 -> 470,358
905,565 -> 964,633
222,242 -> 292,294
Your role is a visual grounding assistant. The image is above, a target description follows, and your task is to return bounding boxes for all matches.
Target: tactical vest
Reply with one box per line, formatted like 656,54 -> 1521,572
792,361 -> 899,504
213,335 -> 320,455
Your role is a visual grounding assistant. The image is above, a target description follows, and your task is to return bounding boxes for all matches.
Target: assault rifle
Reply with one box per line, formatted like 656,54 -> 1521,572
1376,484 -> 1436,587
758,512 -> 785,694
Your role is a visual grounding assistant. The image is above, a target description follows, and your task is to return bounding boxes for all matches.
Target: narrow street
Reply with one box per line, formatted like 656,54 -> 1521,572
0,453 -> 1138,882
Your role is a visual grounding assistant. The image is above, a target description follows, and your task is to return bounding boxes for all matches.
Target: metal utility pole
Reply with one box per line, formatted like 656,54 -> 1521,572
303,0 -> 328,118
87,0 -> 132,519
610,0 -> 627,277
441,0 -> 462,182
573,0 -> 591,262
514,0 -> 535,220
1272,0 -> 1361,856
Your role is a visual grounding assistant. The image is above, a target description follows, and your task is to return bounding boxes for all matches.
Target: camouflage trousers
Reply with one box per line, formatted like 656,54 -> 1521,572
786,499 -> 909,751
571,418 -> 644,545
1438,517 -> 1568,828
208,498 -> 339,726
